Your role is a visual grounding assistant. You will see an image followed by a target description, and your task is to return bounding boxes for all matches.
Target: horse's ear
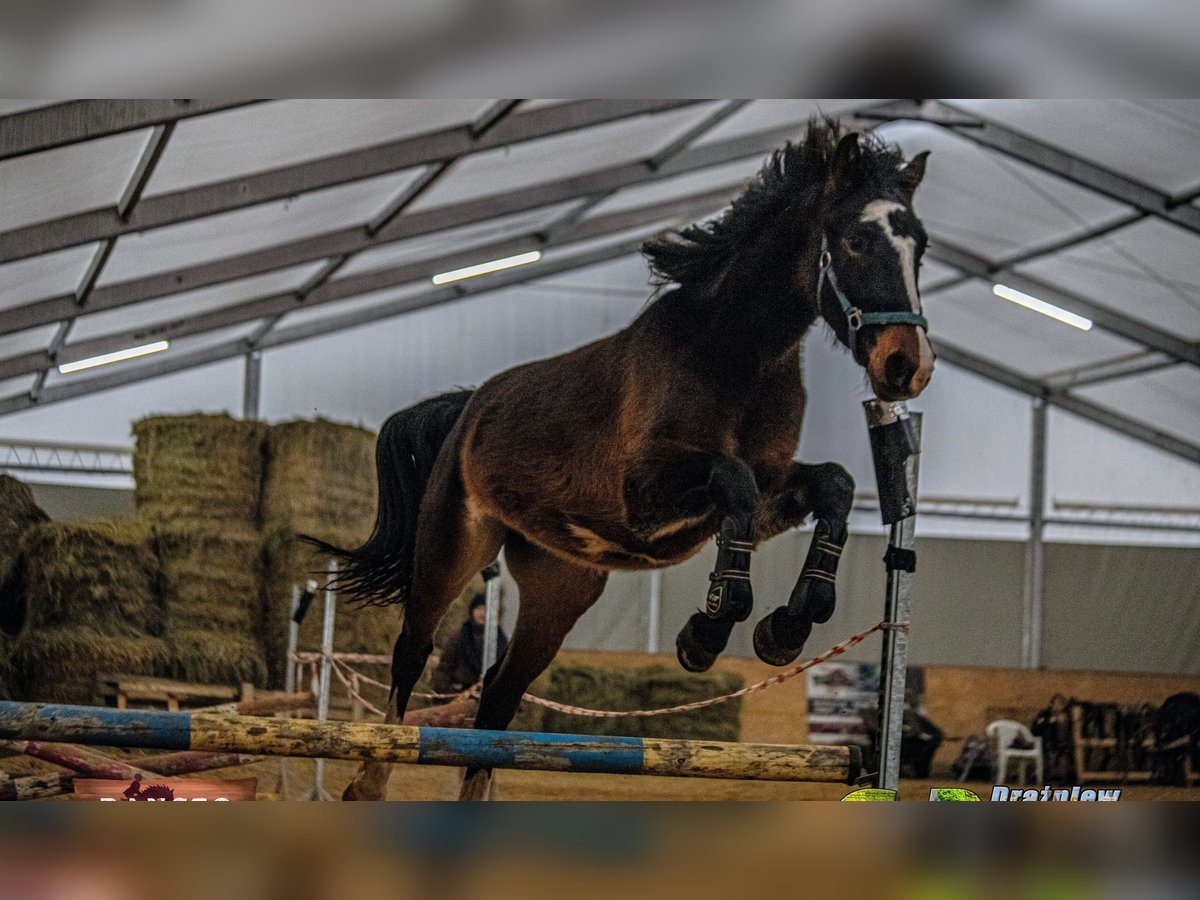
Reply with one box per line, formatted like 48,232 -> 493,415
830,133 -> 862,184
898,150 -> 930,199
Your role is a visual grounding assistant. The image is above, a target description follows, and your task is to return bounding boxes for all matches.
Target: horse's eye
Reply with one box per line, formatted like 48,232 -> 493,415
845,234 -> 867,255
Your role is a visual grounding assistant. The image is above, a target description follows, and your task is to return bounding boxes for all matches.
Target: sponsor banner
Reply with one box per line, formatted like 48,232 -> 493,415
74,777 -> 256,801
841,786 -> 1121,801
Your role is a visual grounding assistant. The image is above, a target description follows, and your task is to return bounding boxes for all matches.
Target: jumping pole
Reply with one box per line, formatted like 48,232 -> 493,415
863,400 -> 921,793
0,702 -> 861,785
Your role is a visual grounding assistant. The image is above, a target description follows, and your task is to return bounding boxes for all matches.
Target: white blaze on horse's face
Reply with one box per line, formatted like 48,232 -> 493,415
860,200 -> 920,313
858,199 -> 935,401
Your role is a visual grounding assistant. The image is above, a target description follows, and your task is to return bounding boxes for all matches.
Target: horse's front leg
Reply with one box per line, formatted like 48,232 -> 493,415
752,461 -> 855,665
625,448 -> 759,673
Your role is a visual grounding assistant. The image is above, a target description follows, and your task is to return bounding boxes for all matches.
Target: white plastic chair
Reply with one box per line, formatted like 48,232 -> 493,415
987,719 -> 1044,785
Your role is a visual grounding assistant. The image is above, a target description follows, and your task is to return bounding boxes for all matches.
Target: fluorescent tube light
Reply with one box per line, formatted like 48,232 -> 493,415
992,284 -> 1092,331
58,340 -> 170,374
432,251 -> 541,285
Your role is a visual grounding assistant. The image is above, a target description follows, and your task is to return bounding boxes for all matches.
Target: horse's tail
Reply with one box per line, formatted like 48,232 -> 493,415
302,389 -> 473,607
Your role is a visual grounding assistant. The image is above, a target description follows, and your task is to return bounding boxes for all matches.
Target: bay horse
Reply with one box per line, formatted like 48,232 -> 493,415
311,120 -> 935,800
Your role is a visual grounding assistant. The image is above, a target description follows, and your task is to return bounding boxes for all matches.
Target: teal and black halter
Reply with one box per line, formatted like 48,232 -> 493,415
818,235 -> 928,364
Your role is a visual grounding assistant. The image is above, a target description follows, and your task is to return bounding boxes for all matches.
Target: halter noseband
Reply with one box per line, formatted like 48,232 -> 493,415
818,235 -> 929,363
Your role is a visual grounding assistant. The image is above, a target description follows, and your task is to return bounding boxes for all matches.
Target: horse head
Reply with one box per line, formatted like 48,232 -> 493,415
818,131 -> 934,402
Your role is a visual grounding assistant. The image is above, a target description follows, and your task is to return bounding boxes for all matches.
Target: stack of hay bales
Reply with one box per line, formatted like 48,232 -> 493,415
133,414 -> 268,688
0,477 -> 50,700
260,419 -> 401,688
152,524 -> 266,687
7,519 -> 170,703
535,663 -> 744,741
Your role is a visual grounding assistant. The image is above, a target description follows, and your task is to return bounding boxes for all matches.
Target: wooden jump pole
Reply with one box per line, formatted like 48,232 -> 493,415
0,702 -> 861,785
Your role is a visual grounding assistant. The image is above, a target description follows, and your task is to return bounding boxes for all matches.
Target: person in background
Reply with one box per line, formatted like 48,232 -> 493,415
431,592 -> 509,693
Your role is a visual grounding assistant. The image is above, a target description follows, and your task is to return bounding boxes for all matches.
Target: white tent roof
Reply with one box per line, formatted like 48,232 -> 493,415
0,98 -> 1198,474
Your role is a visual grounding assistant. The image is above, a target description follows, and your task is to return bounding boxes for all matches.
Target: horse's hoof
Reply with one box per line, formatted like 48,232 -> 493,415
789,577 -> 835,624
458,767 -> 493,801
676,612 -> 731,673
753,607 -> 813,667
342,780 -> 382,801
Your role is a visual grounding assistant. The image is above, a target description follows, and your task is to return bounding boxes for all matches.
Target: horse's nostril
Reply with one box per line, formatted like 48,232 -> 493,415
884,352 -> 918,390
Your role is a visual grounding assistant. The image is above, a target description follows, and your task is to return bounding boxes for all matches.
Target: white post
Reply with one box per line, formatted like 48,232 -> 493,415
1022,398 -> 1047,669
647,570 -> 663,653
284,584 -> 300,696
307,562 -> 336,801
863,402 -> 921,794
482,563 -> 502,672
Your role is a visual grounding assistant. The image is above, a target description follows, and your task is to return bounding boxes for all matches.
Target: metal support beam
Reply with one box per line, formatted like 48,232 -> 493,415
0,100 -> 702,266
242,350 -> 262,420
0,100 -> 255,161
877,100 -> 1200,238
0,232 -> 652,416
928,240 -> 1200,369
931,339 -> 1200,467
14,182 -> 738,379
1043,351 -> 1181,391
0,116 -> 813,338
1022,399 -> 1047,669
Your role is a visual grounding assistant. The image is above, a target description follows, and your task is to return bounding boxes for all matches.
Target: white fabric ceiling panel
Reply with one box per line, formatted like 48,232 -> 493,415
1015,218 -> 1200,342
1047,407 -> 1200,511
99,169 -> 423,284
583,156 -> 760,218
538,223 -> 673,264
920,258 -> 964,293
953,100 -> 1200,198
274,231 -> 655,337
0,101 -> 57,116
0,375 -> 33,399
405,103 -> 726,211
0,359 -> 244,446
333,203 -> 579,280
0,129 -> 150,231
879,121 -> 1132,260
531,255 -> 655,297
0,324 -> 57,361
1075,365 -> 1200,446
694,99 -> 879,145
259,275 -> 650,428
144,100 -> 489,196
0,242 -> 101,310
925,280 -> 1142,377
69,263 -> 325,342
270,281 -> 430,332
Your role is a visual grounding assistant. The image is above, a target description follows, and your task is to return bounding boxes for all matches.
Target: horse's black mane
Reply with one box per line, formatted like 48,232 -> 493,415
642,119 -> 907,288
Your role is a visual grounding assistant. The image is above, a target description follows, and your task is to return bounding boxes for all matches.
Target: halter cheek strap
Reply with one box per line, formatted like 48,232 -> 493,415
818,235 -> 928,363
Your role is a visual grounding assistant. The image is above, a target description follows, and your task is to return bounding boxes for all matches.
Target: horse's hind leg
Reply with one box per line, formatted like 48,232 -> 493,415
751,462 -> 854,666
459,533 -> 607,801
342,468 -> 505,800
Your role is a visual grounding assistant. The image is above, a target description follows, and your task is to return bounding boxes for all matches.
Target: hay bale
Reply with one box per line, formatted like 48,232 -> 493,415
0,476 -> 49,640
154,524 -> 263,634
536,663 -> 743,741
17,520 -> 163,639
167,629 -> 267,688
261,528 -> 404,689
261,419 -> 376,536
10,628 -> 170,704
133,414 -> 266,527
